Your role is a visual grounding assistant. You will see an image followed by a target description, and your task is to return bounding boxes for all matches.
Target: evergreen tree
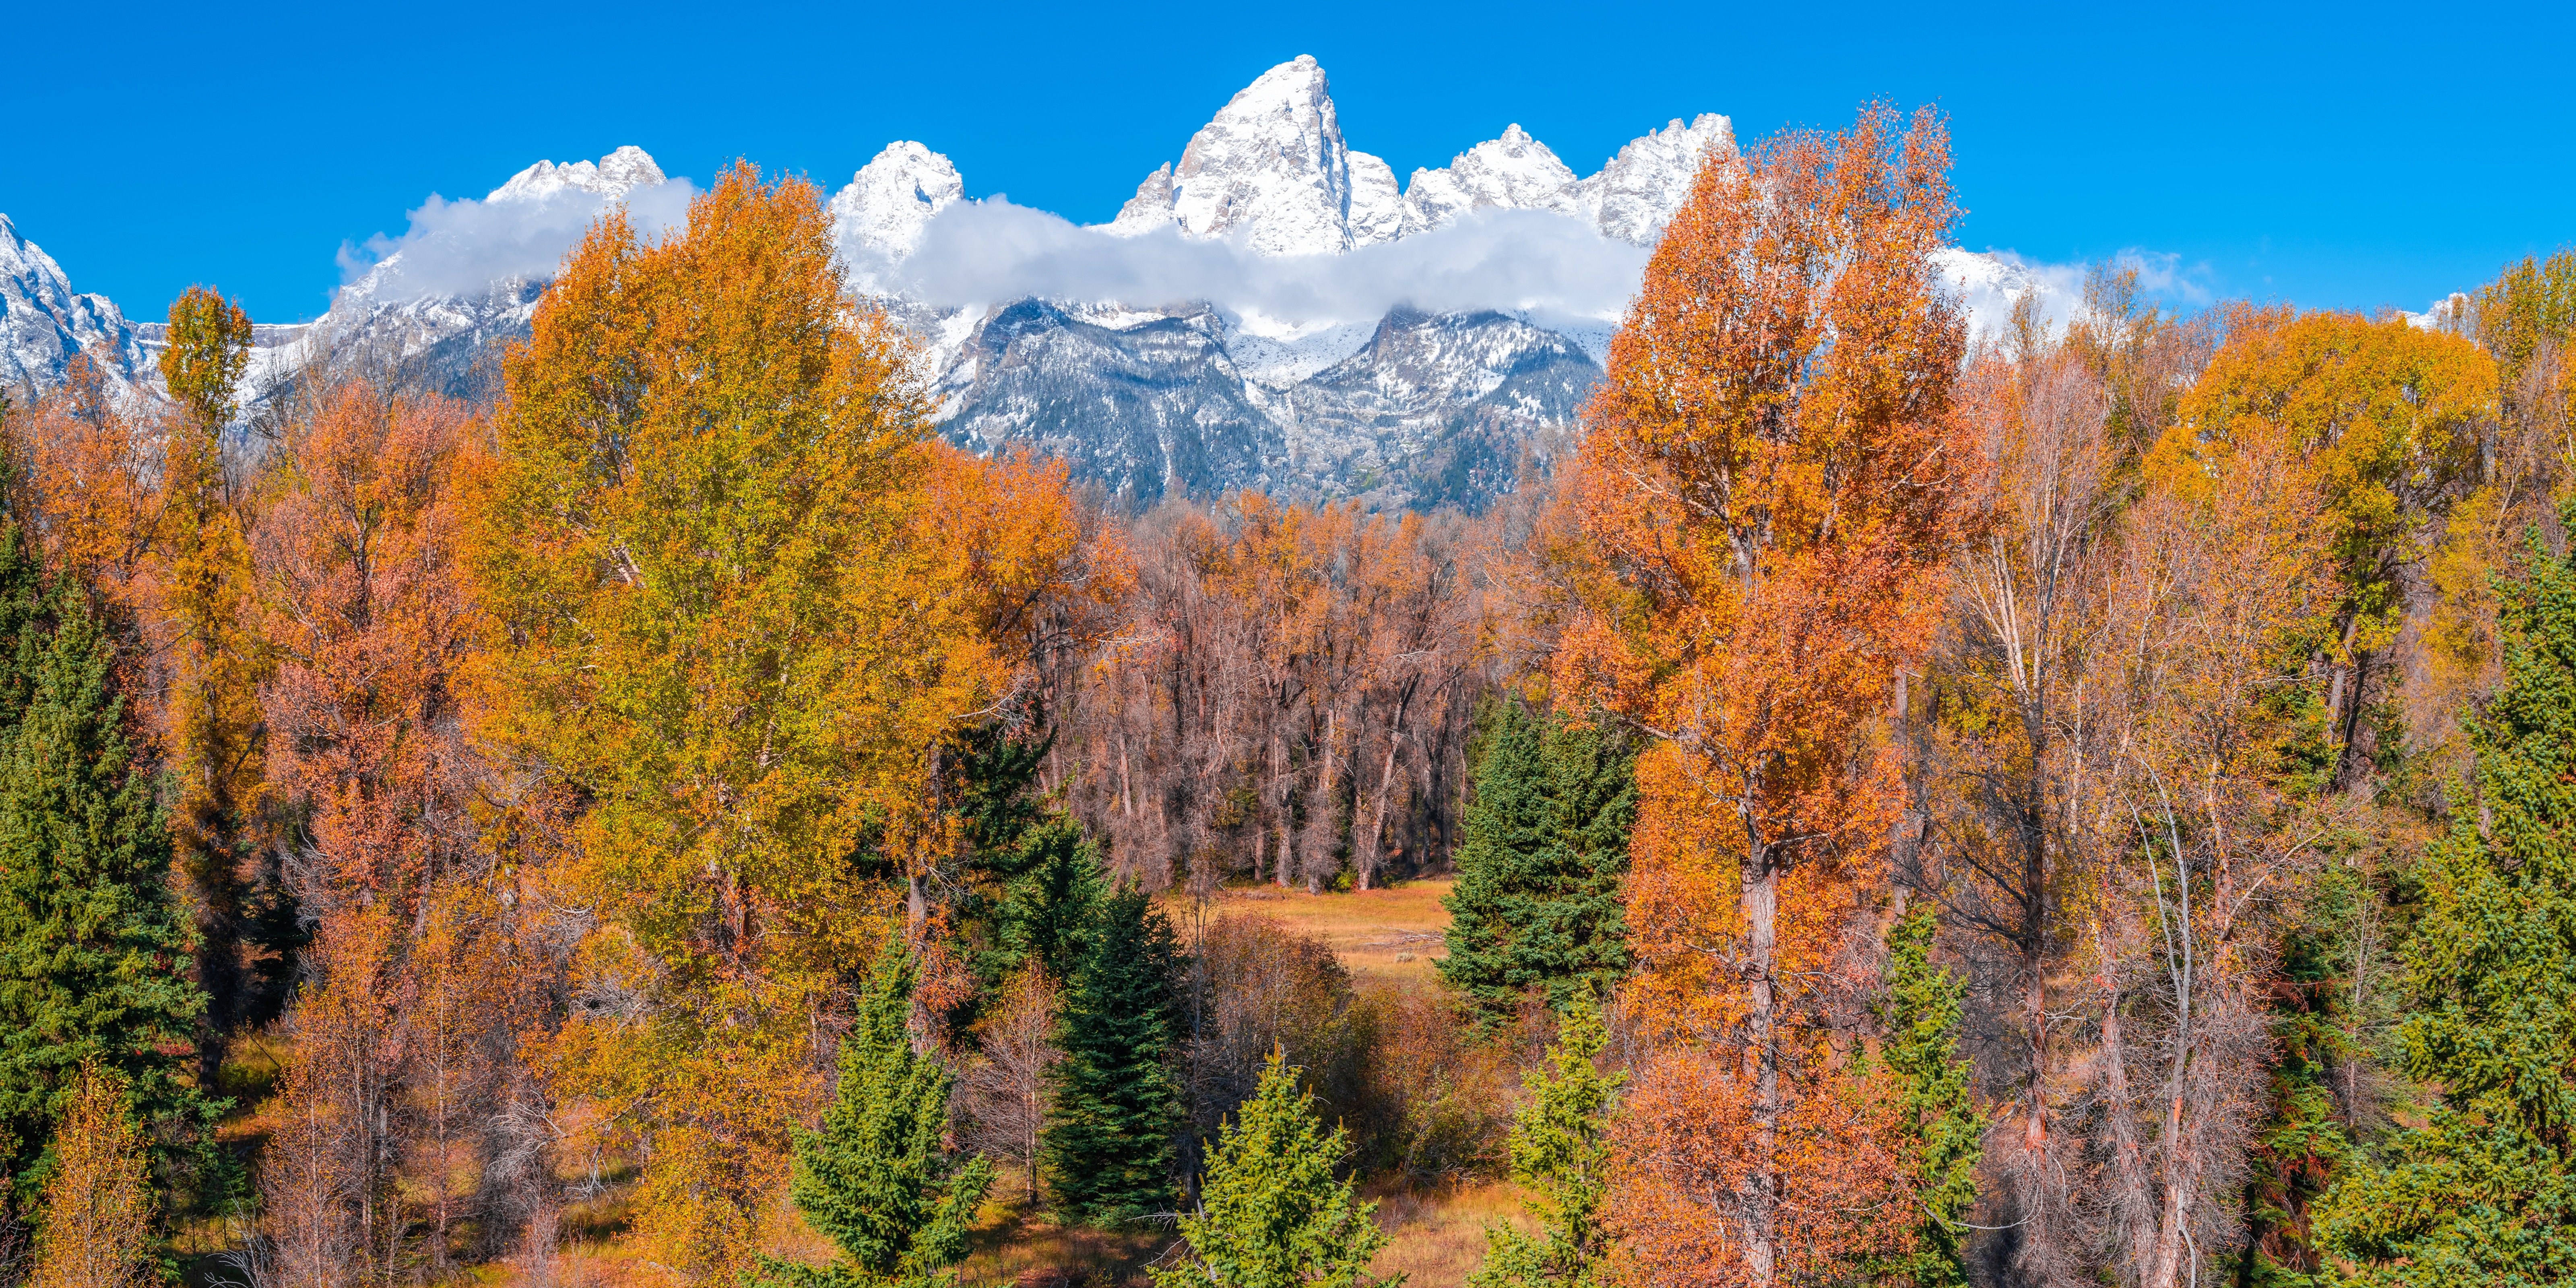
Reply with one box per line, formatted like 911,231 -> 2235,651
1469,998 -> 1620,1288
0,544 -> 213,1201
1043,885 -> 1181,1222
2319,527 -> 2576,1284
952,722 -> 1103,987
758,938 -> 995,1288
1439,703 -> 1636,1027
1872,907 -> 1980,1288
1154,1050 -> 1392,1288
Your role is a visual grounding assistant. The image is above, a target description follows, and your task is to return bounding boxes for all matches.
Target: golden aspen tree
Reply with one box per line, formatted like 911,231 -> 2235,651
2172,312 -> 2493,785
1558,105 -> 1971,1285
30,1064 -> 153,1288
464,164 -> 1030,1280
158,285 -> 272,1077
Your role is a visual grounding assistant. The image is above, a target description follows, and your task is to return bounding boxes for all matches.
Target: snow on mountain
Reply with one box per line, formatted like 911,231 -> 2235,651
1107,55 -> 1397,256
2404,292 -> 2470,332
1931,247 -> 2087,345
831,142 -> 965,266
339,145 -> 671,309
1581,114 -> 1736,246
0,213 -> 149,396
266,146 -> 681,402
484,145 -> 666,205
1102,60 -> 1737,261
1397,125 -> 1586,237
2,60 -> 1760,507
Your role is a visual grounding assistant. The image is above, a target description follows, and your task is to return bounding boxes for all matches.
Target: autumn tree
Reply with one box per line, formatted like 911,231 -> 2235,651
28,1064 -> 153,1288
2176,311 -> 2495,787
1044,886 -> 1183,1222
1558,105 -> 1969,1281
958,966 -> 1059,1205
758,940 -> 995,1288
1154,1050 -> 1392,1288
2316,523 -> 2576,1283
159,285 -> 275,1076
1439,701 -> 1635,1027
1059,495 -> 1481,894
465,164 -> 1041,1276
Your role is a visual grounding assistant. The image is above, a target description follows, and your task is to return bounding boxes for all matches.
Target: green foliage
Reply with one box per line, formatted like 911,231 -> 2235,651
2318,520 -> 2576,1284
1044,885 -> 1181,1223
0,529 -> 215,1201
2231,864 -> 2388,1287
1872,907 -> 1980,1288
1439,703 -> 1635,1027
951,722 -> 1103,987
1469,998 -> 1619,1288
758,939 -> 995,1288
1156,1050 -> 1395,1288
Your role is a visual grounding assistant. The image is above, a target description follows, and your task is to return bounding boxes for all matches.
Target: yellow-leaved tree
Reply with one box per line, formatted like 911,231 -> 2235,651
463,163 -> 1022,1281
159,285 -> 272,1079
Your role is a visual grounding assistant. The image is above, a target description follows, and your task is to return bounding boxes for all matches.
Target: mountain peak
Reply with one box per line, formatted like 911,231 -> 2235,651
0,211 -> 147,396
831,142 -> 965,263
486,146 -> 667,204
1146,56 -> 1376,256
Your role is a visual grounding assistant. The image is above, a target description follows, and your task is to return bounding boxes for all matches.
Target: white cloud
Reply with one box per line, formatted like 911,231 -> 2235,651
336,178 -> 698,304
868,200 -> 1654,324
1935,246 -> 2215,347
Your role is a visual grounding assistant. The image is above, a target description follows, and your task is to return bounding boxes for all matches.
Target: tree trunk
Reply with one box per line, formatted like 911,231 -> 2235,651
1742,840 -> 1780,1284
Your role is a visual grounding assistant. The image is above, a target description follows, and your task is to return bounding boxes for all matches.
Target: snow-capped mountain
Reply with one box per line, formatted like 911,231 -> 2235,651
2,56 -> 2046,509
1102,55 -> 1735,260
275,145 -> 675,399
1,213 -> 151,396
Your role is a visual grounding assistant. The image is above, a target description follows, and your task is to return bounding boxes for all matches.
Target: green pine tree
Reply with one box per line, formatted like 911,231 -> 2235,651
1872,906 -> 1981,1288
1468,997 -> 1620,1288
2318,526 -> 2576,1285
759,938 -> 995,1288
0,535 -> 215,1204
1439,702 -> 1636,1028
1156,1050 -> 1395,1288
951,722 -> 1103,987
1043,885 -> 1181,1223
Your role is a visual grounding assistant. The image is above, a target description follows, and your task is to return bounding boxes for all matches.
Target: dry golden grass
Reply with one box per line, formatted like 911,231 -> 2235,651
1369,1180 -> 1531,1287
1169,879 -> 1455,988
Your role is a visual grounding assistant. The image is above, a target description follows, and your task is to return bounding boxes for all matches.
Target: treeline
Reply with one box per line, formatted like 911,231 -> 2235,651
0,102 -> 2571,1288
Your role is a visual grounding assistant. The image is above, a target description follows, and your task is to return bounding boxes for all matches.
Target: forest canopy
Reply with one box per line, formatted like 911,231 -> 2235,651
0,113 -> 2570,1288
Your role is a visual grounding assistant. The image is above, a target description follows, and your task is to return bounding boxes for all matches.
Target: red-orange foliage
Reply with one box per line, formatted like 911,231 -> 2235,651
256,386 -> 480,907
1606,1048 -> 1912,1287
1560,104 -> 1971,1283
254,385 -> 511,1276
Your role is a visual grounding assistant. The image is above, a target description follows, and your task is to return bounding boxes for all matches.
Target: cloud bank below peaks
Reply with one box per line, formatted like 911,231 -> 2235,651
866,199 -> 1654,326
339,147 -> 695,305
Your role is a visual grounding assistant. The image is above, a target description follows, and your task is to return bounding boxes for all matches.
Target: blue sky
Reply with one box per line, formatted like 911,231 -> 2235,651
9,0 -> 2568,323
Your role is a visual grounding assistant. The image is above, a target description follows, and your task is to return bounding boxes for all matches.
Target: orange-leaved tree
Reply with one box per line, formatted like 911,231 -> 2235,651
1558,105 -> 1972,1284
464,163 -> 1035,1279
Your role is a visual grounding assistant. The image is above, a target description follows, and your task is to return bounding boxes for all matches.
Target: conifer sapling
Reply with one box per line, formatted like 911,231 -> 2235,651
758,939 -> 995,1288
1156,1050 -> 1395,1288
1469,997 -> 1620,1288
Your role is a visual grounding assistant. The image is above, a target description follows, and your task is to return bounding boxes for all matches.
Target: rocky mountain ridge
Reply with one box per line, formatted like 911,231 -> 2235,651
0,58 -> 2023,511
